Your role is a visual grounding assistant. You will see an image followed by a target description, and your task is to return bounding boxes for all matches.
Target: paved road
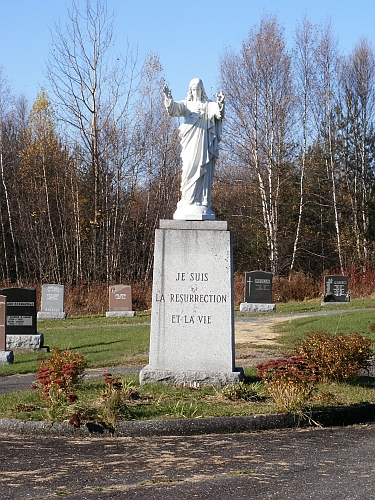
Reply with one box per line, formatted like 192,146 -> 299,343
1,423 -> 375,499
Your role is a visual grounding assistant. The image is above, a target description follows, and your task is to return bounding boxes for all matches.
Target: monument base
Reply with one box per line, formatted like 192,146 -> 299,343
240,303 -> 276,313
0,351 -> 14,364
105,311 -> 135,317
321,301 -> 350,306
140,366 -> 243,387
37,312 -> 67,320
6,334 -> 44,350
321,294 -> 350,306
141,220 -> 242,387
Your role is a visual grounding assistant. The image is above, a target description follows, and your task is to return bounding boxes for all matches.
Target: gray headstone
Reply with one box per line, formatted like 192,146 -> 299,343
0,288 -> 37,335
323,275 -> 349,303
41,284 -> 64,312
244,271 -> 273,303
37,284 -> 66,320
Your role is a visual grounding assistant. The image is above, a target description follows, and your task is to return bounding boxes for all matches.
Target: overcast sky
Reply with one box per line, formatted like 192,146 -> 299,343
1,0 -> 374,103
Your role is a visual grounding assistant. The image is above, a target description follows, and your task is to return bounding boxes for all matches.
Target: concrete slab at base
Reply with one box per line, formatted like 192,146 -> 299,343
140,367 -> 244,387
160,220 -> 229,230
321,301 -> 350,306
37,312 -> 67,320
0,350 -> 14,364
240,303 -> 276,313
105,311 -> 135,317
6,334 -> 44,350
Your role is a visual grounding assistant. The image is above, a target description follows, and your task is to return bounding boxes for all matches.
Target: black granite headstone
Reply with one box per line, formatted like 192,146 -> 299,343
323,275 -> 349,302
0,288 -> 37,334
245,271 -> 273,304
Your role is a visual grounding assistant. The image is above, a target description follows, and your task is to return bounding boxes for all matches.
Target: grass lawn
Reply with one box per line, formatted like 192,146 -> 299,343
0,312 -> 151,376
274,308 -> 375,352
1,299 -> 375,422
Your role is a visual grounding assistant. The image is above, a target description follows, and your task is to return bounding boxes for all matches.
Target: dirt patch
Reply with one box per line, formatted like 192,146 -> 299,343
234,316 -> 296,367
235,315 -> 302,345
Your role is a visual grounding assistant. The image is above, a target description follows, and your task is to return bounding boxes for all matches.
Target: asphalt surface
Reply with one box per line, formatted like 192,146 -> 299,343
1,423 -> 375,499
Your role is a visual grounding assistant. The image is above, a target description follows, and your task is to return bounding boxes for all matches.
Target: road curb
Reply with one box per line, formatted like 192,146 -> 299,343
1,402 -> 374,438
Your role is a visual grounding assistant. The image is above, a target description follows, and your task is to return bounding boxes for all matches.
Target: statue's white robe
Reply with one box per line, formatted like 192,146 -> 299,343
166,99 -> 222,207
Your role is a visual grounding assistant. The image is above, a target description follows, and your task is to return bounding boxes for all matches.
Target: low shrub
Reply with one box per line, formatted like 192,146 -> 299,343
30,348 -> 86,421
94,373 -> 136,426
295,331 -> 373,381
221,381 -> 262,401
273,272 -> 319,302
33,348 -> 86,407
256,356 -> 318,412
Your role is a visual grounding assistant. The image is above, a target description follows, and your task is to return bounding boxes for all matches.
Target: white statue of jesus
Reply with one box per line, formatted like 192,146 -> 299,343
163,78 -> 224,220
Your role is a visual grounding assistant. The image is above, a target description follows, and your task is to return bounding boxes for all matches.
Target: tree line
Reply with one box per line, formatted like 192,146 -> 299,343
1,1 -> 375,289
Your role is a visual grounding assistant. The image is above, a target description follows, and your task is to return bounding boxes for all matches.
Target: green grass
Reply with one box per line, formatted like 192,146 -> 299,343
0,314 -> 150,376
236,297 -> 375,316
2,298 -> 375,377
276,297 -> 375,313
1,369 -> 375,422
274,309 -> 375,353
1,299 -> 375,422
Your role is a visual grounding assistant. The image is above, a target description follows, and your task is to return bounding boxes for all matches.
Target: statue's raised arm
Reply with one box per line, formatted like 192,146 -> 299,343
216,90 -> 225,117
163,78 -> 224,221
163,84 -> 173,105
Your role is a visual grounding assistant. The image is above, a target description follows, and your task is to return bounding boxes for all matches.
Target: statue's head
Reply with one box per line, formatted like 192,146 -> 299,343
187,78 -> 208,102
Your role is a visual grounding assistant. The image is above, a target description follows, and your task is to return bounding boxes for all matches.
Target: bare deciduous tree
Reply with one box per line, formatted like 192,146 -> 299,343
220,16 -> 296,275
47,0 -> 139,281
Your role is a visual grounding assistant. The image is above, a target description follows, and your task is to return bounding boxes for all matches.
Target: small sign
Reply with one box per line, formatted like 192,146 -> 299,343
245,271 -> 273,304
41,284 -> 65,313
324,275 -> 349,302
108,285 -> 132,312
0,288 -> 37,334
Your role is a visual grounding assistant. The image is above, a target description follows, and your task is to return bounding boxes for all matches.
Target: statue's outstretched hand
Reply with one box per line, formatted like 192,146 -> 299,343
163,84 -> 172,100
216,90 -> 225,107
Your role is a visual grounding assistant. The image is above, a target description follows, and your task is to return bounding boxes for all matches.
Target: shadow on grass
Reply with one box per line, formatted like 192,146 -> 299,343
346,375 -> 375,388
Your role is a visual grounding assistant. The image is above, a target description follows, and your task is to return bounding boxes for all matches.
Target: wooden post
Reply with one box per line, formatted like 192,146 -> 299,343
0,295 -> 6,351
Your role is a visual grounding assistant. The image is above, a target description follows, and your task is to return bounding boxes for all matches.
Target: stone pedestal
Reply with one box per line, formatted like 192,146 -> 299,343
6,334 -> 44,351
106,311 -> 135,317
0,351 -> 14,364
37,311 -> 67,320
140,220 -> 243,387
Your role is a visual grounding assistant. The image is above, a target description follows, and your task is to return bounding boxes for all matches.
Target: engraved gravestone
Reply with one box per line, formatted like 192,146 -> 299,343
0,295 -> 14,364
106,285 -> 135,317
240,271 -> 276,313
37,284 -> 66,319
0,287 -> 37,334
322,275 -> 350,304
0,288 -> 44,350
245,271 -> 273,303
